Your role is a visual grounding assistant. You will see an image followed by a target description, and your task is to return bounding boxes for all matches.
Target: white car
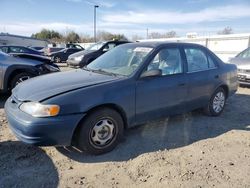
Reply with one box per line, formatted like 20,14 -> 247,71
229,47 -> 250,86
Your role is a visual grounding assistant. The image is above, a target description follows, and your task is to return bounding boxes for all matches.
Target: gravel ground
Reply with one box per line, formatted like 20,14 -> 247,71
0,65 -> 250,188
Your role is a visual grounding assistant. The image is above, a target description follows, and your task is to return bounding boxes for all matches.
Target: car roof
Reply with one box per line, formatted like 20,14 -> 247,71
0,45 -> 34,49
121,41 -> 205,49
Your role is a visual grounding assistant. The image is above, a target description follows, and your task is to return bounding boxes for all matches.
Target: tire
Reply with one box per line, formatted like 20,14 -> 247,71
54,56 -> 61,63
76,108 -> 124,155
10,72 -> 33,90
204,87 -> 226,116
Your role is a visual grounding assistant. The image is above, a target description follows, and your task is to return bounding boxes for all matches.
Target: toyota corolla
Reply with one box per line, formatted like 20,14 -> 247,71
5,42 -> 238,155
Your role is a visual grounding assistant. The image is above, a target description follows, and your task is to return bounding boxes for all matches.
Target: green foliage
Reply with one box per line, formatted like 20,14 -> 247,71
97,31 -> 128,41
31,29 -> 129,43
65,31 -> 80,43
31,29 -> 62,41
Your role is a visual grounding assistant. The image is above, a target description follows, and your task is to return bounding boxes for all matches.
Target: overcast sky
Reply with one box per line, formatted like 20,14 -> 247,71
1,0 -> 250,39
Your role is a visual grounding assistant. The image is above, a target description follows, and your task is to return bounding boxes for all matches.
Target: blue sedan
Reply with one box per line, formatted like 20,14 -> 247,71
5,42 -> 238,155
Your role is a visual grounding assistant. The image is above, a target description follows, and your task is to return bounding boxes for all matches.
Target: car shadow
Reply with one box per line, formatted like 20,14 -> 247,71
57,93 -> 250,163
0,141 -> 59,187
0,94 -> 9,109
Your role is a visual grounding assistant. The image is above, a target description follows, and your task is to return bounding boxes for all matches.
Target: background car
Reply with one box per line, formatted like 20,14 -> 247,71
43,47 -> 64,56
0,51 -> 59,93
67,40 -> 130,67
229,47 -> 250,86
5,42 -> 238,155
0,45 -> 43,56
10,53 -> 59,69
50,47 -> 84,63
29,46 -> 45,51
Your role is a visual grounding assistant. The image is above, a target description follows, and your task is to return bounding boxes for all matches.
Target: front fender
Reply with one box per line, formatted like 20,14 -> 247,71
3,65 -> 40,91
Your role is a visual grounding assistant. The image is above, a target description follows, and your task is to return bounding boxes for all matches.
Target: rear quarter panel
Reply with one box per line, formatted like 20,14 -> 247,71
219,63 -> 238,96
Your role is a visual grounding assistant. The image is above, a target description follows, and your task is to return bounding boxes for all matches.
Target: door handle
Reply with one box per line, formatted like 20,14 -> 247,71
214,75 -> 219,79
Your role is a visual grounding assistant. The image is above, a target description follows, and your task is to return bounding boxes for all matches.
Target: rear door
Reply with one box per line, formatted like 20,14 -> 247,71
183,46 -> 219,110
135,46 -> 188,124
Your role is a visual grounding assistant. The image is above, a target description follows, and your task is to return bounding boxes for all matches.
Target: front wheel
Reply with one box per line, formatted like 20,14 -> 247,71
10,72 -> 33,90
204,87 -> 226,116
76,108 -> 124,155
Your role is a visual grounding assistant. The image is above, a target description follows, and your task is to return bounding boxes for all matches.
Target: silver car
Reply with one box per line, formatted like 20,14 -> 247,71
0,51 -> 59,93
229,47 -> 250,86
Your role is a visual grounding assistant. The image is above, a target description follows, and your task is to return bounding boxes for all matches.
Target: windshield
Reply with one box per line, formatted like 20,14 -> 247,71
86,42 -> 106,51
237,47 -> 250,58
86,44 -> 153,76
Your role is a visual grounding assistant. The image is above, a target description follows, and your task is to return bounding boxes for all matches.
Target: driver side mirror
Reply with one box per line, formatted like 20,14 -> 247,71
140,69 -> 162,78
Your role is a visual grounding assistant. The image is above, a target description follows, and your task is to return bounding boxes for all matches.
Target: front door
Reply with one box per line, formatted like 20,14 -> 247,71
135,47 -> 188,124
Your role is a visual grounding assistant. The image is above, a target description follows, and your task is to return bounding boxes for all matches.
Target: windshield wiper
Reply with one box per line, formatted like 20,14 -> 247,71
83,67 -> 120,77
82,66 -> 94,72
93,69 -> 119,77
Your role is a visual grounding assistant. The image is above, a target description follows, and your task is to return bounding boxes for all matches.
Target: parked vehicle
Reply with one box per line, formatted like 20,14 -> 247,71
10,53 -> 59,70
29,46 -> 45,51
44,47 -> 64,56
0,45 -> 43,56
67,40 -> 130,67
0,51 -> 59,93
229,47 -> 250,86
50,47 -> 84,63
5,42 -> 238,155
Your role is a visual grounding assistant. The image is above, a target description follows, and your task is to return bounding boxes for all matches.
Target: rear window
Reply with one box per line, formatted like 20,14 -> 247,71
184,48 -> 216,72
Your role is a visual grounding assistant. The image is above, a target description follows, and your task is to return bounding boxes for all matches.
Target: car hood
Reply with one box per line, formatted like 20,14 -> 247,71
4,55 -> 43,66
13,69 -> 121,102
229,57 -> 250,69
68,50 -> 95,59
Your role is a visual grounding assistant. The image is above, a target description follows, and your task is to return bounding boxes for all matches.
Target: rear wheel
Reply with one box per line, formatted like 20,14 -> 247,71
76,108 -> 124,155
10,72 -> 33,90
204,87 -> 226,116
54,56 -> 61,63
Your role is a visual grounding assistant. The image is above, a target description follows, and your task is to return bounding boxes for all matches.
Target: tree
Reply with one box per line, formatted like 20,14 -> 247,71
217,27 -> 233,35
31,29 -> 62,42
65,31 -> 80,43
131,35 -> 143,41
97,31 -> 128,41
165,31 -> 177,38
148,31 -> 177,39
80,34 -> 94,43
149,32 -> 162,39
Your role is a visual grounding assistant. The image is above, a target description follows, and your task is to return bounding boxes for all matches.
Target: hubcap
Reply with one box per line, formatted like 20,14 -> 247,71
55,57 -> 60,63
90,119 -> 115,147
16,76 -> 30,86
212,91 -> 225,113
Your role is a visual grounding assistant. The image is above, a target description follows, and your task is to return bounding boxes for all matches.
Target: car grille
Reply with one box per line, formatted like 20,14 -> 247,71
238,69 -> 250,73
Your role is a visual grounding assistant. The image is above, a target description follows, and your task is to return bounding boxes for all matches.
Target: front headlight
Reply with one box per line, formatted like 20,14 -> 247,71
20,102 -> 60,117
74,55 -> 84,61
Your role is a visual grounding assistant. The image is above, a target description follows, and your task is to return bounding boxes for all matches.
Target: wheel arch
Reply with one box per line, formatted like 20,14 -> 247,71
6,68 -> 37,90
71,103 -> 128,145
216,84 -> 229,98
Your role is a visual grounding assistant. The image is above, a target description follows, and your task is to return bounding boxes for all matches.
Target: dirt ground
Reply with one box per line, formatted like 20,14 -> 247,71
0,66 -> 250,188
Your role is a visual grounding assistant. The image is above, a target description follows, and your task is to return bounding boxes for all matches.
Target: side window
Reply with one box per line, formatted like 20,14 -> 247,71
184,48 -> 209,72
147,48 -> 183,76
208,55 -> 217,68
9,47 -> 29,53
10,47 -> 21,53
0,47 -> 8,53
